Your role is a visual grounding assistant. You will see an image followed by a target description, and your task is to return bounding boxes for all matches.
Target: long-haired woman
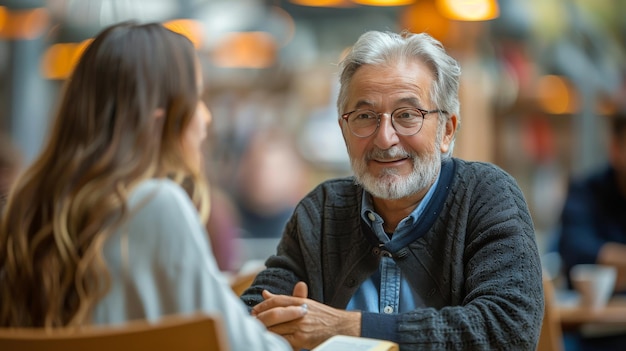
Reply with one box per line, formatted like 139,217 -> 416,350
0,21 -> 300,350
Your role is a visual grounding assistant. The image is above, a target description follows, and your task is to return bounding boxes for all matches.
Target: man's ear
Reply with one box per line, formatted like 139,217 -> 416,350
440,114 -> 458,154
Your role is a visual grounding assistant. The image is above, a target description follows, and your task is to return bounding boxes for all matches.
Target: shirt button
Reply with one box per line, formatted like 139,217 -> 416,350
383,306 -> 393,314
367,212 -> 376,221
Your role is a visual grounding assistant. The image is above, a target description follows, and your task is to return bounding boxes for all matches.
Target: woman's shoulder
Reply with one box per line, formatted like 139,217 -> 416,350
131,177 -> 187,196
124,178 -> 201,232
118,178 -> 207,254
129,178 -> 192,209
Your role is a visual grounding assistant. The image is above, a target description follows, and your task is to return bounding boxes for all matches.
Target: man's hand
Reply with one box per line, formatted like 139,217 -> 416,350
598,242 -> 626,291
252,282 -> 361,350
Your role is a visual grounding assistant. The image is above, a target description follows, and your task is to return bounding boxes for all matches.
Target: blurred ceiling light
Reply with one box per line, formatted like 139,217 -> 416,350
40,39 -> 92,80
436,0 -> 499,21
211,31 -> 277,69
0,7 -> 49,40
164,19 -> 204,49
46,0 -> 179,29
351,0 -> 415,6
0,6 -> 6,31
289,0 -> 354,7
400,1 -> 450,42
536,75 -> 579,115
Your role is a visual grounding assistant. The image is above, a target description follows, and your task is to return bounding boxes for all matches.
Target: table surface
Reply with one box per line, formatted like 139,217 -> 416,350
556,291 -> 626,326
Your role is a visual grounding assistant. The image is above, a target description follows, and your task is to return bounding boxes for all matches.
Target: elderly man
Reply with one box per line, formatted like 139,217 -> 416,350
242,30 -> 543,351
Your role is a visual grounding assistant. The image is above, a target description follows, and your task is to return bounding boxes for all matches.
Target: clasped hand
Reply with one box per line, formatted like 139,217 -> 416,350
251,281 -> 361,350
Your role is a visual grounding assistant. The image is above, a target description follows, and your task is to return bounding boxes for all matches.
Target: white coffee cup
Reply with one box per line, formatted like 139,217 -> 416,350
570,264 -> 617,310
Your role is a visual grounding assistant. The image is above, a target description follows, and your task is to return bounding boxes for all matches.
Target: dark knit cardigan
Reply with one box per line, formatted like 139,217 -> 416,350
241,158 -> 544,350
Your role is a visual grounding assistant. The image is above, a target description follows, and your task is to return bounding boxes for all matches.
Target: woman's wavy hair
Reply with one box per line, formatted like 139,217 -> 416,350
337,30 -> 462,158
0,21 -> 209,327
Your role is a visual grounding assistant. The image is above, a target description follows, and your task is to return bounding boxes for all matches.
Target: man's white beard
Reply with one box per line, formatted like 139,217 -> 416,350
352,145 -> 441,200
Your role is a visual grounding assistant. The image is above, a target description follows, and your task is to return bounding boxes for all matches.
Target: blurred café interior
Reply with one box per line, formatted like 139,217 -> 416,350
1,0 -> 625,272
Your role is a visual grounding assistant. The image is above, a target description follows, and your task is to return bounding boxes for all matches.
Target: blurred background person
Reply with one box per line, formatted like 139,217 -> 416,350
558,106 -> 626,292
0,21 -> 294,351
233,127 -> 309,239
557,105 -> 626,351
206,186 -> 242,272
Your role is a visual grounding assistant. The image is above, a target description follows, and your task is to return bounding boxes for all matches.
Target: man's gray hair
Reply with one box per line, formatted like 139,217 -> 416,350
337,31 -> 461,157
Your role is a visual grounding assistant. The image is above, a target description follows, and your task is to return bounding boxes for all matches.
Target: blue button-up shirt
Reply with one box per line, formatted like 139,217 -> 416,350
346,174 -> 440,314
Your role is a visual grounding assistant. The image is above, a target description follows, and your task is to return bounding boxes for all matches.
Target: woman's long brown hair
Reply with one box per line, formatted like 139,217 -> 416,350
0,21 -> 209,327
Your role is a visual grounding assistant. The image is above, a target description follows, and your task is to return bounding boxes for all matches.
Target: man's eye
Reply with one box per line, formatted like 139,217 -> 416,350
396,111 -> 418,119
355,112 -> 375,120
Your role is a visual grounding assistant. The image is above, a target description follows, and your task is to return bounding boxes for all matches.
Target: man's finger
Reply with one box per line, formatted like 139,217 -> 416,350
293,281 -> 308,298
255,305 -> 307,328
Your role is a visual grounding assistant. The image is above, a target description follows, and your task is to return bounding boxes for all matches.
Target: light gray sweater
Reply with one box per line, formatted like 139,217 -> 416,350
241,158 -> 544,350
92,179 -> 290,351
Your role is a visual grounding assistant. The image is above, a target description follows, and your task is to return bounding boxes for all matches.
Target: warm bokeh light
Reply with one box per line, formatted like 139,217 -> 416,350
536,75 -> 579,115
40,39 -> 93,80
164,19 -> 204,49
352,0 -> 414,6
436,0 -> 499,21
0,7 -> 49,40
400,1 -> 451,43
289,0 -> 354,7
211,32 -> 277,69
0,6 -> 7,32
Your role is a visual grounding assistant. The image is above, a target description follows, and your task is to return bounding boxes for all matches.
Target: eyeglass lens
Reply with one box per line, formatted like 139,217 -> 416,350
348,108 -> 424,137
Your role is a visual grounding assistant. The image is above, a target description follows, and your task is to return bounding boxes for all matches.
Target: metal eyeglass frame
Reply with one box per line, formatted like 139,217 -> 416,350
341,107 -> 447,138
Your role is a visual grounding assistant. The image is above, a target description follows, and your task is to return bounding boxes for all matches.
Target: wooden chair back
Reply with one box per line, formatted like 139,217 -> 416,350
0,313 -> 230,351
536,274 -> 565,351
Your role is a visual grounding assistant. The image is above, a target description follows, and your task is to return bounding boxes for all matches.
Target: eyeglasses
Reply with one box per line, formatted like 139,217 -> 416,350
341,107 -> 446,138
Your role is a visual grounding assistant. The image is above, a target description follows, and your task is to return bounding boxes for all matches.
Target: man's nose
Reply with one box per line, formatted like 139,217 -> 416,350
372,114 -> 399,148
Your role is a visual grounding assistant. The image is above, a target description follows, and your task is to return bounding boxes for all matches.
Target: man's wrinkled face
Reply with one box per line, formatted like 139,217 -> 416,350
339,60 -> 452,199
